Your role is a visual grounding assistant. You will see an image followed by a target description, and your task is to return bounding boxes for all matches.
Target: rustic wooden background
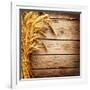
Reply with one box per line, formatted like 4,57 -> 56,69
21,11 -> 80,78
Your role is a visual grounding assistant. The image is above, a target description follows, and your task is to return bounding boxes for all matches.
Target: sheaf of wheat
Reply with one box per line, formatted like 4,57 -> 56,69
21,11 -> 56,79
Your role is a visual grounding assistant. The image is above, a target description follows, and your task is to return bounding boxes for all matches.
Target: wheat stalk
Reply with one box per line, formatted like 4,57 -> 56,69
21,11 -> 56,79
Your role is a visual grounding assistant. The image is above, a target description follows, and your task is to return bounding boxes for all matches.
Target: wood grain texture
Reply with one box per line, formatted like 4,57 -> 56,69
33,40 -> 80,54
47,12 -> 80,20
31,12 -> 80,77
32,68 -> 80,78
20,10 -> 80,78
37,19 -> 80,40
31,55 -> 80,69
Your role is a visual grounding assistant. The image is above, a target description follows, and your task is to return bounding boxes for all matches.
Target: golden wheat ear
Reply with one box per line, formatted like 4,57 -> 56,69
41,42 -> 48,51
44,20 -> 57,37
24,12 -> 33,22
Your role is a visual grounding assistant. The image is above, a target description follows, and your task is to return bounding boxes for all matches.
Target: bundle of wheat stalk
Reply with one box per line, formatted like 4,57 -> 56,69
21,11 -> 56,79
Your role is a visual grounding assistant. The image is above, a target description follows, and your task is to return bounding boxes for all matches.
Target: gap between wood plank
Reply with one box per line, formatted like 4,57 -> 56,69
31,54 -> 80,55
50,18 -> 80,21
32,67 -> 80,70
39,38 -> 80,41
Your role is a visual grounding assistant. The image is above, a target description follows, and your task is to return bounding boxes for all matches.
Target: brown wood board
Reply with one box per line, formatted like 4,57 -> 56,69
32,40 -> 80,54
38,19 -> 80,40
31,55 -> 80,69
32,68 -> 80,78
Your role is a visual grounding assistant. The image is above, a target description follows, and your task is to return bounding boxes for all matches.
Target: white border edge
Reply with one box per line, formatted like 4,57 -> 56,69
11,1 -> 88,88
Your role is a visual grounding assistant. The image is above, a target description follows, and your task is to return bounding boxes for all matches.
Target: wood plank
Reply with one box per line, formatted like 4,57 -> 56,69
36,19 -> 80,40
31,55 -> 80,69
32,68 -> 80,78
47,12 -> 80,20
32,40 -> 80,54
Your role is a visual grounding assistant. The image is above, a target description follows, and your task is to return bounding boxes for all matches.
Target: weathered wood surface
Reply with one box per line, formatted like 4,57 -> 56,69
32,68 -> 80,78
33,40 -> 80,54
27,12 -> 80,77
31,55 -> 80,69
37,19 -> 80,40
47,12 -> 80,20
